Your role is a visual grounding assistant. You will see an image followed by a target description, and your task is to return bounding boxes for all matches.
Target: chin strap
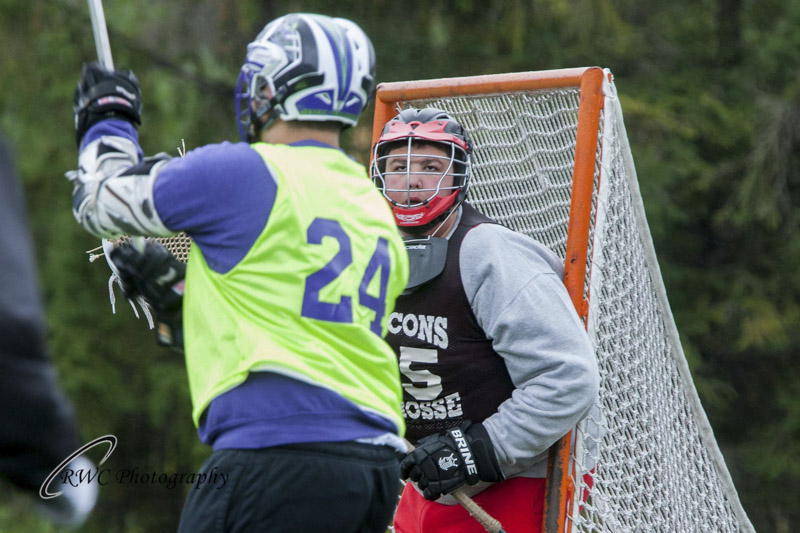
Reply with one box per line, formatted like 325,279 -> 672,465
402,199 -> 464,237
248,86 -> 290,142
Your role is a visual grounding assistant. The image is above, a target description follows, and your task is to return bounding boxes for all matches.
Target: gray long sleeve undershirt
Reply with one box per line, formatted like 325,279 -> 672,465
459,222 -> 599,479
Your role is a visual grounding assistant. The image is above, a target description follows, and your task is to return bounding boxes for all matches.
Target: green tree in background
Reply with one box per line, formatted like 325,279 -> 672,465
0,1 -> 797,531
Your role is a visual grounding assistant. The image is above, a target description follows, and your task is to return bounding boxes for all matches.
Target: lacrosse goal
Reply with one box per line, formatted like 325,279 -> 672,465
371,68 -> 755,533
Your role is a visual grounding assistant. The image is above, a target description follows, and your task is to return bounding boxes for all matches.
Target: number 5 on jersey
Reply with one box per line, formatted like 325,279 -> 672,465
301,218 -> 390,336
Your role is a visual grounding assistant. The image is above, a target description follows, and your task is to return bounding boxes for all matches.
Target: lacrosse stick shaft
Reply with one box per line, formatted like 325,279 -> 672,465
87,0 -> 113,69
404,440 -> 506,533
87,0 -> 145,252
451,491 -> 506,533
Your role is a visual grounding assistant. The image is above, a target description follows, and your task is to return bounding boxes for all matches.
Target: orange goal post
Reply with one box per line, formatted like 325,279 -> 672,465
371,68 -> 755,533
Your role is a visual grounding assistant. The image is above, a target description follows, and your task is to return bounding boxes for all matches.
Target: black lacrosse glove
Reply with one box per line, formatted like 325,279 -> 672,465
73,62 -> 142,147
400,421 -> 504,501
109,241 -> 185,351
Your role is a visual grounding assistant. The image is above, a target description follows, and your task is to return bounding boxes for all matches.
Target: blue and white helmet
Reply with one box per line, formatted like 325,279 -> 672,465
235,13 -> 376,141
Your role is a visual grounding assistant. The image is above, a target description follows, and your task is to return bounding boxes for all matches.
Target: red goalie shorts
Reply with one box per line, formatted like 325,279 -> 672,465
393,473 -> 594,533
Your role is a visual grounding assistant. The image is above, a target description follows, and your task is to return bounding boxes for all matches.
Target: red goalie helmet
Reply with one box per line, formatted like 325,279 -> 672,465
371,108 -> 472,233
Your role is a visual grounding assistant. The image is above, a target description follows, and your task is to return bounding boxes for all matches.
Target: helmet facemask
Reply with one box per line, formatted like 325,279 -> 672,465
235,23 -> 297,142
235,14 -> 376,143
371,111 -> 472,234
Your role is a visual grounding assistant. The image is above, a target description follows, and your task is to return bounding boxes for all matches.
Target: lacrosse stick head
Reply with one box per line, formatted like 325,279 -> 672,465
101,234 -> 193,265
94,234 -> 192,327
235,13 -> 376,142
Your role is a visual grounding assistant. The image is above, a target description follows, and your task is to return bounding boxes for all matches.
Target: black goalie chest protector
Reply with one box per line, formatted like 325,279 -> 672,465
386,203 -> 516,444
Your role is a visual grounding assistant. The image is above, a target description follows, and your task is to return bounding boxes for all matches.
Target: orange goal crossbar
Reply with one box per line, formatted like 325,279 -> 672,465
371,67 -> 606,533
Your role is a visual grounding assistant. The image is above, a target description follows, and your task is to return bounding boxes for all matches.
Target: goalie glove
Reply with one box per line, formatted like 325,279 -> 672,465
73,62 -> 142,147
400,421 -> 504,501
109,241 -> 185,351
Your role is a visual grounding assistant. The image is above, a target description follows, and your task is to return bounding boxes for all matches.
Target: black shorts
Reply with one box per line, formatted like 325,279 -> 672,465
177,440 -> 401,533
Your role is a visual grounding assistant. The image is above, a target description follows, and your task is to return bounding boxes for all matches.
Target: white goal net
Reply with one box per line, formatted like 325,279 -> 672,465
380,69 -> 754,533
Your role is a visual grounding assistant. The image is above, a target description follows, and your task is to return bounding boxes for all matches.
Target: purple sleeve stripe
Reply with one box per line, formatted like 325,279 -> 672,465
80,119 -> 143,160
152,142 -> 277,274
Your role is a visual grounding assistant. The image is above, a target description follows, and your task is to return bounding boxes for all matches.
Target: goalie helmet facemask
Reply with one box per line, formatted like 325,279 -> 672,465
371,108 -> 472,235
235,13 -> 376,142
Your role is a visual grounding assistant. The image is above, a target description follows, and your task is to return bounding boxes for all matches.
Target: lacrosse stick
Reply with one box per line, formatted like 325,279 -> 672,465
450,489 -> 506,533
404,440 -> 506,533
86,0 -> 145,254
85,0 -> 194,325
